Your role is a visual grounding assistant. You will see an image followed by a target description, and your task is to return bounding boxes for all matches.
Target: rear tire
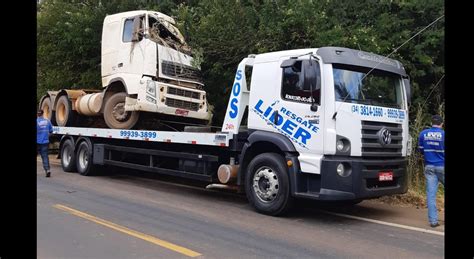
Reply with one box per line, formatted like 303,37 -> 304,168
55,95 -> 76,126
61,139 -> 76,172
103,92 -> 139,129
245,153 -> 294,216
76,141 -> 98,176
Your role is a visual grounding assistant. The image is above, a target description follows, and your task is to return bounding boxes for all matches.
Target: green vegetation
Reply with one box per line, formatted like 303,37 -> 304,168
37,0 -> 444,204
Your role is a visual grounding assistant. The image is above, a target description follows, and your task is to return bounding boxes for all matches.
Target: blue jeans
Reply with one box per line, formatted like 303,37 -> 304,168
424,165 -> 445,224
37,143 -> 50,172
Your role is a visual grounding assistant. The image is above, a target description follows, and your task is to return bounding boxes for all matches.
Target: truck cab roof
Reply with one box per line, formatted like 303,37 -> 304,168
253,47 -> 407,76
104,10 -> 176,25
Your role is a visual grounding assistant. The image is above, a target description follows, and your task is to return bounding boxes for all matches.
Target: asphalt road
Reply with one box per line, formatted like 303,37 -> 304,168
37,158 -> 444,258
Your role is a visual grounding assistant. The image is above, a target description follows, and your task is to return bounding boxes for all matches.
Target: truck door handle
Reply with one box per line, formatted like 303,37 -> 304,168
118,63 -> 123,68
273,111 -> 279,124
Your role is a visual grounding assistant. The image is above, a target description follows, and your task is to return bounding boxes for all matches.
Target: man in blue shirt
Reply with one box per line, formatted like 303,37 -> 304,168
418,114 -> 445,228
37,110 -> 53,177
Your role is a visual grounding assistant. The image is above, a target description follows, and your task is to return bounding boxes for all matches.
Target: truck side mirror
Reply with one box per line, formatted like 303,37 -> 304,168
403,78 -> 411,106
131,17 -> 143,42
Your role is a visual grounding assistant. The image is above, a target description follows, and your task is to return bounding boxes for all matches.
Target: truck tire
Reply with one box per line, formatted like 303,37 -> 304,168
61,139 -> 76,172
103,92 -> 139,129
55,95 -> 76,126
245,153 -> 294,216
75,141 -> 98,176
40,97 -> 56,125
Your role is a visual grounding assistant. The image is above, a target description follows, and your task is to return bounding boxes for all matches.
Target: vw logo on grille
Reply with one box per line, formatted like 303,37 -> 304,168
378,127 -> 392,146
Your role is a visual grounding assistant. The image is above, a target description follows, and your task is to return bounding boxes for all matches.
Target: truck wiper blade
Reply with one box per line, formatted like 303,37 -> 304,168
342,98 -> 374,105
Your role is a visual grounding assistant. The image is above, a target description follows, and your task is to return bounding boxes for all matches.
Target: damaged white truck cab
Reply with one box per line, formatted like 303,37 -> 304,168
39,10 -> 211,129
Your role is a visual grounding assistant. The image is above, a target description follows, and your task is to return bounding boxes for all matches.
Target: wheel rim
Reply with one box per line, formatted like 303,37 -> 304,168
112,102 -> 130,122
62,145 -> 72,166
58,102 -> 66,122
78,147 -> 89,170
43,104 -> 50,119
253,166 -> 280,203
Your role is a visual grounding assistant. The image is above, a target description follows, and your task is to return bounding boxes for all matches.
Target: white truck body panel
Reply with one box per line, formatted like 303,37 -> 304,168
222,58 -> 252,134
321,63 -> 337,156
244,49 -> 325,174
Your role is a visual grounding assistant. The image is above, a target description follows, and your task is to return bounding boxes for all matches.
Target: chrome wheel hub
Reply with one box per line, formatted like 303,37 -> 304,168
253,167 -> 280,203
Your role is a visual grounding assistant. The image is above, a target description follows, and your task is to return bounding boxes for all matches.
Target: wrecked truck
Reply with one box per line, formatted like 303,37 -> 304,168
39,10 -> 212,129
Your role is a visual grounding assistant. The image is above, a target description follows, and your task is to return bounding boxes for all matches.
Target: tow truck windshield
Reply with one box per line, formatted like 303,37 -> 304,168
333,64 -> 403,109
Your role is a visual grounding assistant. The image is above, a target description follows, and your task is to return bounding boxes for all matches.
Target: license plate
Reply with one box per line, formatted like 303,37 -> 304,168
379,172 -> 393,181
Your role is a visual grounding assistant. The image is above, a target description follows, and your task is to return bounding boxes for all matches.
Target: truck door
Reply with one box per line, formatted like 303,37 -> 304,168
277,58 -> 325,174
118,15 -> 146,78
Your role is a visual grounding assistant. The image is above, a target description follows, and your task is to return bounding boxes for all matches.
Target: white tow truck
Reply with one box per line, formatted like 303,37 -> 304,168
53,46 -> 411,215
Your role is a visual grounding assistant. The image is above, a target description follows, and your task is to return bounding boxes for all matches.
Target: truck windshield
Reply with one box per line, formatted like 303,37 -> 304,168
148,15 -> 192,55
333,64 -> 403,109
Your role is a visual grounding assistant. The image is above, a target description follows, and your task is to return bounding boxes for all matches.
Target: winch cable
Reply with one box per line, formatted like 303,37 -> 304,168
421,74 -> 445,110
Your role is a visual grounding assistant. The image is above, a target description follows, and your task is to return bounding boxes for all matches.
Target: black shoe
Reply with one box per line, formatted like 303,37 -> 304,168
46,171 -> 51,178
430,222 -> 440,228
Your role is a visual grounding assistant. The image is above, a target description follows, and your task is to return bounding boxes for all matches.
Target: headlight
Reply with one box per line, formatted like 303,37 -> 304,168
336,162 -> 351,177
336,163 -> 345,175
336,138 -> 350,153
146,80 -> 156,97
337,140 -> 345,151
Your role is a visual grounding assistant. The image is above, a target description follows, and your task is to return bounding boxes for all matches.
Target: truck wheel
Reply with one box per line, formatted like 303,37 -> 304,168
55,95 -> 76,126
76,141 -> 97,176
61,139 -> 76,172
40,97 -> 56,125
103,92 -> 139,129
245,153 -> 294,216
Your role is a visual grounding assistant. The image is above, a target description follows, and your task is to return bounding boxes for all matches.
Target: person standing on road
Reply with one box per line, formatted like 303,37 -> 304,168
37,109 -> 53,177
418,114 -> 445,228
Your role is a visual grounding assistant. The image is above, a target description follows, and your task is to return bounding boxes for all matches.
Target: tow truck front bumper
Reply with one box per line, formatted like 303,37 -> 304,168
288,155 -> 408,201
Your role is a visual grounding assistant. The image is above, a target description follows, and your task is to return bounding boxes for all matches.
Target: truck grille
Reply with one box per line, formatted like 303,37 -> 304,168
165,98 -> 199,111
361,120 -> 403,157
162,61 -> 203,82
167,87 -> 200,99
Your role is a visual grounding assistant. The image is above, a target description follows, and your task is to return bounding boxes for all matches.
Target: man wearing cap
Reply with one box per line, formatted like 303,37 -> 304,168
37,110 -> 53,177
418,115 -> 445,228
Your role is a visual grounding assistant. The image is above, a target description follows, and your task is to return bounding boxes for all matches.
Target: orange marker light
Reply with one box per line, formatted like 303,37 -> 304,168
287,160 -> 293,167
